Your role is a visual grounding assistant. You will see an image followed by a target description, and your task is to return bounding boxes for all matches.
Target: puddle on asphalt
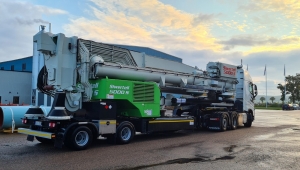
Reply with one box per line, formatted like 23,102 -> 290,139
118,155 -> 235,170
224,145 -> 237,152
254,133 -> 275,140
254,128 -> 298,140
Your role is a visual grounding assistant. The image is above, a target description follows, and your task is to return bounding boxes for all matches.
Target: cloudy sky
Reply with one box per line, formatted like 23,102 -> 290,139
1,0 -> 299,97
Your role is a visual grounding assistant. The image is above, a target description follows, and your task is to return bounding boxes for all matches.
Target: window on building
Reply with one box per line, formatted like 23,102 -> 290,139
11,65 -> 14,71
0,67 -> 3,70
32,96 -> 36,105
22,63 -> 26,71
13,96 -> 19,104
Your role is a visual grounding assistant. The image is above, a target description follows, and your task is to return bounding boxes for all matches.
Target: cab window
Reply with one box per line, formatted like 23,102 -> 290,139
249,83 -> 254,95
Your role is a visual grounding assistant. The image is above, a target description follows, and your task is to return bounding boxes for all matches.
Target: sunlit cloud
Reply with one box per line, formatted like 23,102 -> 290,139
257,0 -> 300,19
237,24 -> 247,32
64,0 -> 223,53
218,35 -> 300,51
247,44 -> 300,54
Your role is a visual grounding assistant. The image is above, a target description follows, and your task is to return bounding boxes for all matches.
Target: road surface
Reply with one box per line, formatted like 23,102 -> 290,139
1,109 -> 300,170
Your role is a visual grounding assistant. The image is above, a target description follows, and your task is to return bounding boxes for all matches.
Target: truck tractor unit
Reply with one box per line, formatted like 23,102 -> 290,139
18,26 -> 258,150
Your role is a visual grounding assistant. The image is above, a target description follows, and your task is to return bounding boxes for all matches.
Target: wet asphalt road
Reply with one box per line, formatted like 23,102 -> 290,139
1,109 -> 300,170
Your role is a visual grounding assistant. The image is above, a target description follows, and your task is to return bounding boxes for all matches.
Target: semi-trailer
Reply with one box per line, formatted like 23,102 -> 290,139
18,26 -> 257,150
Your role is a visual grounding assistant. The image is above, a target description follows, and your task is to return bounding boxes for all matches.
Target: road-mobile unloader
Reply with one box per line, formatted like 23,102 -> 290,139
18,26 -> 258,150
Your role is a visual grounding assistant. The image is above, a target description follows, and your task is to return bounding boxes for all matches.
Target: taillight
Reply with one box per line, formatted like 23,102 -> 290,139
22,119 -> 27,124
49,122 -> 56,128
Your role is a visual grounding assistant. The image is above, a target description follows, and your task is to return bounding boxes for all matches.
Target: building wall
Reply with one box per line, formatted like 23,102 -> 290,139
0,56 -> 32,72
0,71 -> 32,104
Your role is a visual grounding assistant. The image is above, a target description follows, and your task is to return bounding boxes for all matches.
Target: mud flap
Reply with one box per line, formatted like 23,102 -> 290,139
54,133 -> 64,148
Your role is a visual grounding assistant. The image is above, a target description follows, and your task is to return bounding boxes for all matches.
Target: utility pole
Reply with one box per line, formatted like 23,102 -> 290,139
284,64 -> 286,104
264,65 -> 267,108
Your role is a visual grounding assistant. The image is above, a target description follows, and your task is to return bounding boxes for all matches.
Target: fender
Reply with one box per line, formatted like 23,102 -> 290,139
54,122 -> 99,148
63,122 -> 98,140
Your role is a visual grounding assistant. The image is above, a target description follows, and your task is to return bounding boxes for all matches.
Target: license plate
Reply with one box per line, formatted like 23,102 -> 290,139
35,121 -> 42,126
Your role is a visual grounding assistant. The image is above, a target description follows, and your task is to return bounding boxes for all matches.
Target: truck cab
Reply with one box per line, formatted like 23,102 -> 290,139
235,67 -> 257,126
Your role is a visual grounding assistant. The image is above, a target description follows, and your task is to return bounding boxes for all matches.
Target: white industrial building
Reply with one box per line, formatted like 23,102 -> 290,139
0,70 -> 31,105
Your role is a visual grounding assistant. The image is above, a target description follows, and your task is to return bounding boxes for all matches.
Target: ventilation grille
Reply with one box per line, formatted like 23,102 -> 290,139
133,83 -> 154,102
78,39 -> 137,66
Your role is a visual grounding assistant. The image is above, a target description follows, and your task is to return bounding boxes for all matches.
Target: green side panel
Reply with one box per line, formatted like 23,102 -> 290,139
89,78 -> 161,118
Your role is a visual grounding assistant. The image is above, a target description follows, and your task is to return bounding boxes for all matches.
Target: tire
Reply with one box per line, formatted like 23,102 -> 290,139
116,121 -> 135,144
35,136 -> 53,144
220,114 -> 228,132
69,126 -> 93,150
244,121 -> 252,127
244,113 -> 253,127
231,116 -> 237,130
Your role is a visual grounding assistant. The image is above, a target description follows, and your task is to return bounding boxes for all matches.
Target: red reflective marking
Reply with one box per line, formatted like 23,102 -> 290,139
22,119 -> 27,124
49,122 -> 56,128
105,105 -> 109,109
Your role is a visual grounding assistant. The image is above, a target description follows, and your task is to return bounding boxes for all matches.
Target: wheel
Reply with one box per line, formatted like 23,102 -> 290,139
220,114 -> 228,132
244,113 -> 253,127
116,121 -> 135,144
69,126 -> 93,150
231,116 -> 237,130
244,121 -> 252,127
35,136 -> 53,144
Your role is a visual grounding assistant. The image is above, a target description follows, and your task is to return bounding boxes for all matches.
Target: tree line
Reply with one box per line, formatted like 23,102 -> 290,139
259,96 -> 276,103
259,75 -> 300,104
277,75 -> 300,103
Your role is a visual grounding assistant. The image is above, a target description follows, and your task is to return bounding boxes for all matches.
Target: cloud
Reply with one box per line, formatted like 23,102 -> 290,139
241,0 -> 300,20
222,20 -> 249,32
241,49 -> 300,96
218,35 -> 300,50
0,1 -> 67,61
239,2 -> 263,12
244,50 -> 300,74
192,13 -> 222,26
15,18 -> 49,25
252,15 -> 274,25
64,0 -> 223,53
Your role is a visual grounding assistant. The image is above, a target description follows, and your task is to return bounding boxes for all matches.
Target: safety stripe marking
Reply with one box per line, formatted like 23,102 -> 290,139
99,120 -> 117,125
18,128 -> 53,139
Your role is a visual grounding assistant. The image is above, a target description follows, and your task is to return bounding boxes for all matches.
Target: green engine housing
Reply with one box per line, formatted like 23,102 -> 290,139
89,78 -> 161,118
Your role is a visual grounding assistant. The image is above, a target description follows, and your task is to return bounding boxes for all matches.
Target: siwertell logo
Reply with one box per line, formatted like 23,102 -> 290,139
91,83 -> 99,88
144,109 -> 152,116
93,90 -> 98,96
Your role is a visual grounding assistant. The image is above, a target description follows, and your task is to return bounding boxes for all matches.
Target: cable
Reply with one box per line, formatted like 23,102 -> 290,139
37,66 -> 55,97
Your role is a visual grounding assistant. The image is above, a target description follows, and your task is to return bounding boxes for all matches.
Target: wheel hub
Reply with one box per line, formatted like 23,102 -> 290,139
75,131 -> 89,146
121,127 -> 131,141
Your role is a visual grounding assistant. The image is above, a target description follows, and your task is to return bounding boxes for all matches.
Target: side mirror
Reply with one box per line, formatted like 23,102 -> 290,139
254,84 -> 258,97
160,96 -> 165,106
